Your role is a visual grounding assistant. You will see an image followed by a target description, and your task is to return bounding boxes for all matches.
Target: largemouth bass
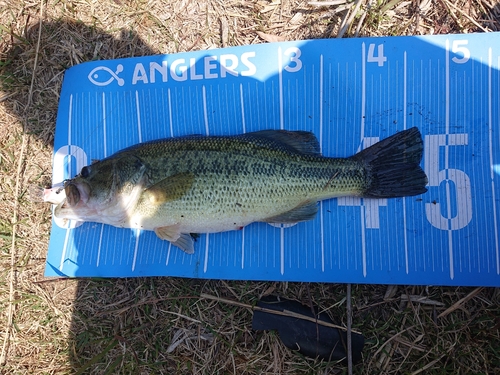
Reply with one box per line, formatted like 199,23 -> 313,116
50,128 -> 428,253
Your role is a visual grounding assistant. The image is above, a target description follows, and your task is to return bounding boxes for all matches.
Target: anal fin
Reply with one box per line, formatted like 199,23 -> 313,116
263,201 -> 318,224
171,233 -> 195,254
154,224 -> 194,254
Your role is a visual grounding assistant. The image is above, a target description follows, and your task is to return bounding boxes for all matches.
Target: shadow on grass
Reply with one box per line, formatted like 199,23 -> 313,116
1,19 -> 233,374
1,19 -> 352,374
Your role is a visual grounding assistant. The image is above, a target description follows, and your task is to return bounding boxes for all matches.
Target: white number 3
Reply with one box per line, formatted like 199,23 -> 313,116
283,47 -> 302,73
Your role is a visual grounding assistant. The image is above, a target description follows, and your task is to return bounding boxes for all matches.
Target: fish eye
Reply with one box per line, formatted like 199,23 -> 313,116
80,166 -> 91,178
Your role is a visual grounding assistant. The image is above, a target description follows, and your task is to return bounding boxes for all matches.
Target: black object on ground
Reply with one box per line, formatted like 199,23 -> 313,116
252,295 -> 364,363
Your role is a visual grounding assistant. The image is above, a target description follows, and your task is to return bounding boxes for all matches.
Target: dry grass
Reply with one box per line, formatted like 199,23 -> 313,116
1,0 -> 499,374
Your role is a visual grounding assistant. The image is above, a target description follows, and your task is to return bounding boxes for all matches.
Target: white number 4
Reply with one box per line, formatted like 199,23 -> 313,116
367,43 -> 387,67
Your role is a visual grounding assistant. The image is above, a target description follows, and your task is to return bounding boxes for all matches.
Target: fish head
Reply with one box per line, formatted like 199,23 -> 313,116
54,154 -> 147,224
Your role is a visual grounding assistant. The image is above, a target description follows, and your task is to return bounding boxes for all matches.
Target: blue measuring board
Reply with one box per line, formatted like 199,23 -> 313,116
45,32 -> 500,287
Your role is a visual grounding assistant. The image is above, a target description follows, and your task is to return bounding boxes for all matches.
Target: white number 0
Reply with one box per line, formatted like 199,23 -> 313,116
53,145 -> 88,228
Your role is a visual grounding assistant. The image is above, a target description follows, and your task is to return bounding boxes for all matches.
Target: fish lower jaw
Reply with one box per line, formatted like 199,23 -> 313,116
54,201 -> 131,227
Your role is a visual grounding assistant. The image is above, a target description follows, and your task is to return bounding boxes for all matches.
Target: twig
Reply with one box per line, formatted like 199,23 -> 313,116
0,0 -> 43,366
444,0 -> 489,32
94,295 -> 199,316
367,325 -> 417,369
437,287 -> 483,318
337,0 -> 365,38
380,0 -> 404,14
410,354 -> 447,375
355,0 -> 372,36
438,0 -> 464,32
0,92 -> 17,103
200,293 -> 362,334
309,0 -> 347,6
400,294 -> 445,306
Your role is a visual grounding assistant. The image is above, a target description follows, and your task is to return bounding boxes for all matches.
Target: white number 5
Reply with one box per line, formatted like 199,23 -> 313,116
451,40 -> 470,64
424,134 -> 472,230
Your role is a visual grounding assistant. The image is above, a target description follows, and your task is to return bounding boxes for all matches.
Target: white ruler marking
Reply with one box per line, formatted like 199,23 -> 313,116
489,49 -> 500,274
59,94 -> 74,271
361,205 -> 367,277
319,54 -> 325,272
135,90 -> 143,143
96,92 -> 107,268
361,43 -> 367,277
278,47 -> 285,275
60,225 -> 71,271
361,43 -> 366,137
132,90 -> 143,272
240,83 -> 246,269
203,85 -> 210,273
203,85 -> 210,136
132,229 -> 140,272
168,89 -> 174,137
445,40 -> 454,279
278,48 -> 284,130
403,51 -> 409,274
165,89 -> 174,266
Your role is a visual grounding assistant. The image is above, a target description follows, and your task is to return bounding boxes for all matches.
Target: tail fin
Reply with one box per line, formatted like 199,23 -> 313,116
353,127 -> 428,198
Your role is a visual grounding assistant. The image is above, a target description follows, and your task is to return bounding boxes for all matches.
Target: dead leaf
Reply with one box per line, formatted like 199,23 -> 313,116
256,31 -> 286,43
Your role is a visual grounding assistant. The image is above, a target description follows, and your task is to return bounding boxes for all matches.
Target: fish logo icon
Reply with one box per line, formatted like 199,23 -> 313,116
88,64 -> 125,86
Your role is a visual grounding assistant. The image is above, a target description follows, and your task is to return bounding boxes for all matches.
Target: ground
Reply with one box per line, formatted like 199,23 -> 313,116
1,0 -> 499,374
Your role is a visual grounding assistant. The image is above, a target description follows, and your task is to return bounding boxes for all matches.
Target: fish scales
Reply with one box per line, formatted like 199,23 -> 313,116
52,128 -> 428,253
130,136 -> 365,228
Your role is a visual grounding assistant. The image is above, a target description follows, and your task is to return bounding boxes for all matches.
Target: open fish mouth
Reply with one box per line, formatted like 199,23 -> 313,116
64,183 -> 80,206
54,180 -> 99,222
59,180 -> 91,209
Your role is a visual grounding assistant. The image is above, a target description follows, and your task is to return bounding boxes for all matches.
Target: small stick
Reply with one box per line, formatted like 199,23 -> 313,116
309,0 -> 347,6
437,287 -> 483,319
444,0 -> 489,32
337,0 -> 365,38
200,293 -> 362,334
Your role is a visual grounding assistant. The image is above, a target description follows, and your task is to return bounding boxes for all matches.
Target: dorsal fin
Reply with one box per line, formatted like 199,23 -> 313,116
247,130 -> 321,156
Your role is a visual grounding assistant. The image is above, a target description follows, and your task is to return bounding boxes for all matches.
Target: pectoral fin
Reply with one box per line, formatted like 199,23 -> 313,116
264,201 -> 318,224
144,172 -> 195,205
154,224 -> 194,254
